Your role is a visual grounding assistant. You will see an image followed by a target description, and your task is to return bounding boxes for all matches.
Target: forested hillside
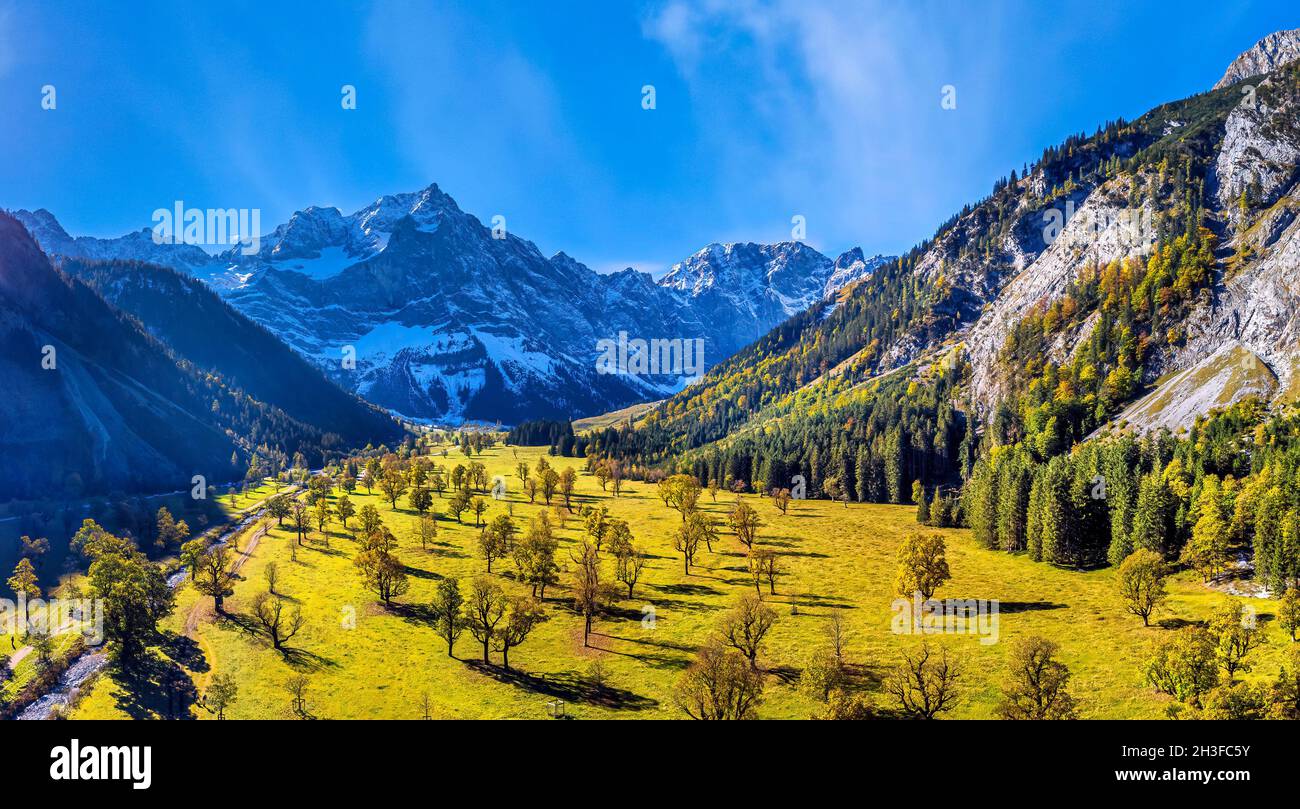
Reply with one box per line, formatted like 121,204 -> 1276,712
0,215 -> 388,501
569,52 -> 1300,601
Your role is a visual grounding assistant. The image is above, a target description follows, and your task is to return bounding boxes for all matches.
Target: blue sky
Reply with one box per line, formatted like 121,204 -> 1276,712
1,0 -> 1295,274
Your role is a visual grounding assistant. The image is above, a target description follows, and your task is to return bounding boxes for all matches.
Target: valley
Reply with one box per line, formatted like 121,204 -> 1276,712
59,444 -> 1291,720
4,22 -> 1300,726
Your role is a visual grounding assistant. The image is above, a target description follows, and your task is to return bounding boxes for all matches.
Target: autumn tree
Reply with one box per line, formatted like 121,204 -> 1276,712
155,506 -> 190,548
1279,587 -> 1300,642
1210,598 -> 1261,680
1147,626 -> 1218,704
673,517 -> 703,575
615,543 -> 646,599
430,577 -> 465,657
194,544 -> 237,612
728,502 -> 761,550
289,500 -> 310,545
659,474 -> 702,522
335,494 -> 356,529
674,640 -> 764,720
464,576 -> 507,664
85,532 -> 174,666
1116,549 -> 1167,626
571,541 -> 603,646
409,486 -> 433,515
471,497 -> 489,527
206,673 -> 238,719
267,494 -> 290,526
996,636 -> 1079,719
7,558 -> 39,618
513,516 -> 559,598
493,597 -> 548,671
313,499 -> 332,539
754,549 -> 781,594
379,470 -> 408,510
1183,476 -> 1230,581
886,642 -> 962,719
354,547 -> 409,606
540,468 -> 560,505
447,490 -> 471,523
417,513 -> 437,551
719,592 -> 777,669
894,533 -> 951,600
252,591 -> 304,649
478,514 -> 516,573
180,538 -> 206,582
559,467 -> 577,510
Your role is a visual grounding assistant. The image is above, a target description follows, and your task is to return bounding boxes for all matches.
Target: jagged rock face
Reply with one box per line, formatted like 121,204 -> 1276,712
963,178 -> 1156,405
1215,28 -> 1300,89
15,188 -> 890,424
1177,71 -> 1300,407
12,208 -> 216,277
659,241 -> 886,353
826,247 -> 892,297
1211,72 -> 1300,223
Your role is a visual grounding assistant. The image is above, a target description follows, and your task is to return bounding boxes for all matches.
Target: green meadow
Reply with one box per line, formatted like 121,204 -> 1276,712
69,444 -> 1293,720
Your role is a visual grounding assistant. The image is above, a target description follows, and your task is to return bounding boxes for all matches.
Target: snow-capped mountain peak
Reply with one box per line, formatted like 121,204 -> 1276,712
15,190 -> 890,424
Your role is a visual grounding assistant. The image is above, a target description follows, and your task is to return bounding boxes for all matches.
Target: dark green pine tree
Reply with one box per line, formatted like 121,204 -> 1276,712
1131,472 -> 1175,558
995,450 -> 1031,552
965,458 -> 998,549
854,446 -> 871,502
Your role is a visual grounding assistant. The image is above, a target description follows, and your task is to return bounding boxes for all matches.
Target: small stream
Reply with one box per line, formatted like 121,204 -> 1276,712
15,499 -> 279,720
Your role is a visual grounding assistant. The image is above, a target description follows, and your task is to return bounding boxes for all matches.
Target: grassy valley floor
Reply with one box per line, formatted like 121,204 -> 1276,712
69,445 -> 1292,720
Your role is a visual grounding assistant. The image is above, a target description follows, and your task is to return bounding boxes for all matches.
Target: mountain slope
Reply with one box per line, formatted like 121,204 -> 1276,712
0,215 -> 236,499
1214,28 -> 1300,89
607,35 -> 1300,466
16,189 -> 888,424
62,257 -> 401,449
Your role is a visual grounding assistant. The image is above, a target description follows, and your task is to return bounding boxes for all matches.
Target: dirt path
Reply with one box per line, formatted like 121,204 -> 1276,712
183,519 -> 270,638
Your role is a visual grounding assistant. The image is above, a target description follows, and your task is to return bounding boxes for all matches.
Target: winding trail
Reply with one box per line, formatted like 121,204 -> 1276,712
15,483 -> 300,720
183,519 -> 270,637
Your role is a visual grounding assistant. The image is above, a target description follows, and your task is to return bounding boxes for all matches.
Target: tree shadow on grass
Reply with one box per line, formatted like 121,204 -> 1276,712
390,601 -> 438,627
793,593 -> 857,611
419,545 -> 469,560
1157,616 -> 1208,630
585,633 -> 694,670
402,564 -> 441,581
110,653 -> 199,720
758,538 -> 829,558
158,631 -> 207,674
583,641 -> 692,671
216,609 -> 262,639
768,664 -> 801,685
650,582 -> 722,597
466,661 -> 659,711
597,631 -> 695,654
643,596 -> 725,614
995,601 -> 1068,614
280,646 -> 338,673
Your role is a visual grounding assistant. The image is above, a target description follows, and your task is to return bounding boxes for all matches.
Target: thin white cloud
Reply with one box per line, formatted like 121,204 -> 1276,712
640,0 -> 986,254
